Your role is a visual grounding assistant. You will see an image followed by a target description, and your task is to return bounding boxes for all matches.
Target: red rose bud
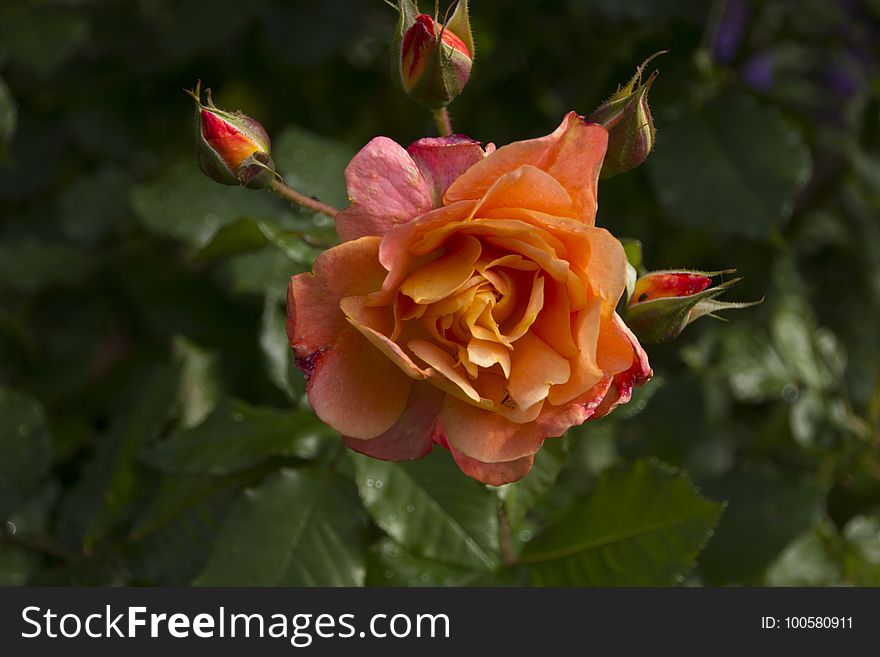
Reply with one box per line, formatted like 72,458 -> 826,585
589,52 -> 665,179
185,81 -> 276,189
632,271 -> 712,304
392,1 -> 474,109
623,270 -> 761,343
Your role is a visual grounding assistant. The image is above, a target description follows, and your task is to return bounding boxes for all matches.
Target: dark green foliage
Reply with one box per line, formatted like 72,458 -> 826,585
1,0 -> 878,586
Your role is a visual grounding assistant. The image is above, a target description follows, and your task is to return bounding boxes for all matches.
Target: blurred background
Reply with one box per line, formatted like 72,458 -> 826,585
1,0 -> 879,586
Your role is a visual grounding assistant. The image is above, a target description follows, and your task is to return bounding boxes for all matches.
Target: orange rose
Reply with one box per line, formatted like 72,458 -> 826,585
286,112 -> 651,485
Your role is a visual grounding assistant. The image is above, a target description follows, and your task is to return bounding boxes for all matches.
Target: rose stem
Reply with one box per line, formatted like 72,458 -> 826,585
432,107 -> 454,136
496,495 -> 516,566
269,179 -> 340,219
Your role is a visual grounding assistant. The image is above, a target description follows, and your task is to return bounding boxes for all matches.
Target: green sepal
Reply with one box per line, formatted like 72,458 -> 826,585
390,0 -> 421,94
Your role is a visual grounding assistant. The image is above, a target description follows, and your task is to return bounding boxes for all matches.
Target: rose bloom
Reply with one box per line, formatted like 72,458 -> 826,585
287,113 -> 651,485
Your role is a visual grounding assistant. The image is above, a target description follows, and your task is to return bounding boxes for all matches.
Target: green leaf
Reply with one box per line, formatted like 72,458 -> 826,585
0,7 -> 89,78
497,438 -> 567,532
519,460 -> 723,585
131,159 -> 287,247
0,240 -> 91,294
771,302 -> 843,392
687,325 -> 793,403
353,449 -> 500,571
365,538 -> 484,587
58,169 -> 131,245
172,336 -> 223,429
196,217 -> 275,259
193,466 -> 366,586
0,546 -> 35,586
124,473 -> 250,585
141,398 -> 332,476
647,92 -> 811,239
260,291 -> 301,400
696,469 -> 825,584
225,238 -> 319,297
56,366 -> 179,550
840,515 -> 880,585
273,126 -> 354,209
0,76 -> 16,156
0,388 -> 52,518
764,521 -> 841,586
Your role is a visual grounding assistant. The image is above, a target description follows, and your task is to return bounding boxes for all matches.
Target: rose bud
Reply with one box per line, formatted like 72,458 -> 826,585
392,0 -> 474,109
623,270 -> 761,343
588,52 -> 664,179
185,81 -> 276,189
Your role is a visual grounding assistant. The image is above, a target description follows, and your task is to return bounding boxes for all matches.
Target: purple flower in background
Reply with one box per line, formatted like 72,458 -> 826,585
712,0 -> 751,64
742,51 -> 775,92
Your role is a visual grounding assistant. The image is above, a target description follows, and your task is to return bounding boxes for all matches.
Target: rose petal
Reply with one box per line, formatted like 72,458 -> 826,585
531,278 -> 578,359
373,200 -> 477,306
469,164 -> 576,219
400,235 -> 482,304
467,338 -> 512,378
506,333 -> 571,410
337,136 -> 433,242
592,315 -> 652,419
287,236 -> 386,354
340,306 -> 430,381
412,218 -> 566,258
546,297 -> 604,406
343,383 -> 443,461
447,442 -> 535,485
502,272 -> 545,343
444,115 -> 581,204
440,395 -> 545,463
287,237 -> 414,439
585,227 -> 627,304
444,112 -> 608,224
308,328 -> 413,439
409,339 -> 482,403
406,135 -> 486,207
539,118 -> 608,223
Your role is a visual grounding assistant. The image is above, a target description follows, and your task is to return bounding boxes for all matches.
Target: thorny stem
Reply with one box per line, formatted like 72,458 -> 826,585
433,107 -> 454,137
496,494 -> 516,566
269,179 -> 340,219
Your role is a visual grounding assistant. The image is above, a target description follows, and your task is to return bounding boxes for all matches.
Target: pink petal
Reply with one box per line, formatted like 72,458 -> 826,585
336,136 -> 433,242
406,135 -> 485,207
343,383 -> 444,461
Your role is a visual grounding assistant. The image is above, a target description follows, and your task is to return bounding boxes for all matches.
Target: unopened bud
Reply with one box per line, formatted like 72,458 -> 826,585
185,81 -> 276,189
623,270 -> 761,343
589,53 -> 664,179
392,1 -> 474,109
